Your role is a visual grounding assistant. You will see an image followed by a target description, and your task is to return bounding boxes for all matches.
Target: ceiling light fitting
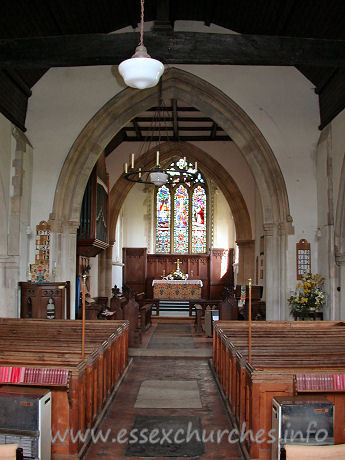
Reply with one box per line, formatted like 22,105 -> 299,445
118,0 -> 164,89
124,152 -> 198,187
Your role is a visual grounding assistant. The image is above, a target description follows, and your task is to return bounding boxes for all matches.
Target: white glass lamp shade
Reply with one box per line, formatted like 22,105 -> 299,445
119,57 -> 164,89
149,171 -> 168,186
119,44 -> 164,90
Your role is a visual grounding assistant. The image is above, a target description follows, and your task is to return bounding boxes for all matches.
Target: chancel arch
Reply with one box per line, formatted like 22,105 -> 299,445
49,67 -> 292,319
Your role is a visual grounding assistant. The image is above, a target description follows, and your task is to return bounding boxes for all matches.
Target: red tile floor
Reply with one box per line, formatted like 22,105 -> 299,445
85,322 -> 243,459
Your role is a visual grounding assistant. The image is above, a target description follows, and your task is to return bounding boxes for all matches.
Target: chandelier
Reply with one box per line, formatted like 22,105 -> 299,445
118,0 -> 164,89
123,88 -> 198,186
124,153 -> 198,187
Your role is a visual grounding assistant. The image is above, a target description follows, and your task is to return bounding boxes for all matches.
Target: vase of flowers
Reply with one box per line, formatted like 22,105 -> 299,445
288,271 -> 325,319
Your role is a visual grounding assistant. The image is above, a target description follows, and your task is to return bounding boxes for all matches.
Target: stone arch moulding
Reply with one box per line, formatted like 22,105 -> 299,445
50,67 -> 292,235
109,141 -> 252,242
49,67 -> 293,319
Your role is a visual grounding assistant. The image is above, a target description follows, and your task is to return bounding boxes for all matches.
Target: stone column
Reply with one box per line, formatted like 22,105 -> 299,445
98,251 -> 106,298
264,223 -> 288,320
50,221 -> 79,319
105,243 -> 114,301
236,239 -> 255,285
97,244 -> 114,303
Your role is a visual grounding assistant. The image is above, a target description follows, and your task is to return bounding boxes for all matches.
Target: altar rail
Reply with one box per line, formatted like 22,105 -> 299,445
0,319 -> 129,460
213,321 -> 345,460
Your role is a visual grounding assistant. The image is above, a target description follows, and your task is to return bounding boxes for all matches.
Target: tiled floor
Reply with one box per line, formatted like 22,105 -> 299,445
85,322 -> 243,459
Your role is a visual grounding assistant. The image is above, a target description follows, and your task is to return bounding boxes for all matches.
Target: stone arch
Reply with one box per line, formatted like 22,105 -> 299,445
50,67 -> 292,233
50,67 -> 293,319
109,141 -> 252,241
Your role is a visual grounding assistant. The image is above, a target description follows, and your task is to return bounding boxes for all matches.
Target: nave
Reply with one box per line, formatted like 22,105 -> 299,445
85,321 -> 243,459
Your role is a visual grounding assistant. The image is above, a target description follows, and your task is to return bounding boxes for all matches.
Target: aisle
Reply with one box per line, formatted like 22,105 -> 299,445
85,323 -> 243,459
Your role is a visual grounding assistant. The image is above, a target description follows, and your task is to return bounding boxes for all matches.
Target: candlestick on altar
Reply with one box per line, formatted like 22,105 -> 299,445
131,154 -> 135,169
248,278 -> 252,364
82,274 -> 87,360
156,150 -> 160,166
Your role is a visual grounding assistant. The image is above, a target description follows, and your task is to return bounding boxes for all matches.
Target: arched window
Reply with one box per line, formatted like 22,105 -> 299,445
155,159 -> 208,254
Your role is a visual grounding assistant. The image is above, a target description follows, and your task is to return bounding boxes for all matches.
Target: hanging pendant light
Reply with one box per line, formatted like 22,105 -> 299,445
118,0 -> 164,90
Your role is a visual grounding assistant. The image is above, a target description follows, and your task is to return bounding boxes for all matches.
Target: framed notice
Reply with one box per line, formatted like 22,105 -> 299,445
296,239 -> 311,280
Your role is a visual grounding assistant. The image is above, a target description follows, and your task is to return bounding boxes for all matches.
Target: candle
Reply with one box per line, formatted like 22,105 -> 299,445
156,151 -> 160,166
183,156 -> 186,165
131,154 -> 134,169
124,163 -> 128,174
195,161 -> 198,170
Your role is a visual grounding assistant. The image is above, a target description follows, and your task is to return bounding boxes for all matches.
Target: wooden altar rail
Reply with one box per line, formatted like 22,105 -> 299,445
213,321 -> 345,460
0,319 -> 129,460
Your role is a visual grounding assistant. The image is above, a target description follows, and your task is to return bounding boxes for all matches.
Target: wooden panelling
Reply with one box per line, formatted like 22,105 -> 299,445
123,248 -> 147,294
19,281 -> 70,319
123,249 -> 233,300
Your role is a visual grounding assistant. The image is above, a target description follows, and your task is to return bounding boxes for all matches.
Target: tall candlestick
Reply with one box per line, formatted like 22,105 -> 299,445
195,161 -> 198,170
82,274 -> 86,360
131,154 -> 134,169
156,151 -> 159,166
124,163 -> 128,174
183,156 -> 186,166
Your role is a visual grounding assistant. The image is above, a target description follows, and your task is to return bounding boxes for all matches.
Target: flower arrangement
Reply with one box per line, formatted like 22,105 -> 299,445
164,268 -> 188,280
288,271 -> 325,318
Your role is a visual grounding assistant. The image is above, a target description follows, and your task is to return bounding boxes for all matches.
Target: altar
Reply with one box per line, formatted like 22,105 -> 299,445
152,279 -> 203,300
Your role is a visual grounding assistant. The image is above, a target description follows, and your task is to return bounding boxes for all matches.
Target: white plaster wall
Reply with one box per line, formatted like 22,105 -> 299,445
122,183 -> 148,247
26,65 -> 125,232
24,25 -> 321,314
213,189 -> 236,249
106,141 -> 256,239
192,141 -> 256,237
26,63 -> 319,246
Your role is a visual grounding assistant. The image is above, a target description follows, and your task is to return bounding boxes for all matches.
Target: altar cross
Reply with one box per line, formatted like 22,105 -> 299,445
174,259 -> 181,270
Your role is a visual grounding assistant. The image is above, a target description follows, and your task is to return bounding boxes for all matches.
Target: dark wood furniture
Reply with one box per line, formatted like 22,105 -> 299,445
0,318 -> 129,460
194,304 -> 203,333
294,311 -> 323,321
19,281 -> 70,319
213,321 -> 345,459
77,153 -> 109,257
235,284 -> 266,320
139,304 -> 152,332
123,247 -> 234,301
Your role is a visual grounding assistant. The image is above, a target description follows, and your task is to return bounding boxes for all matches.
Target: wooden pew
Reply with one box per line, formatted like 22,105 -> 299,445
213,321 -> 345,459
0,319 -> 129,460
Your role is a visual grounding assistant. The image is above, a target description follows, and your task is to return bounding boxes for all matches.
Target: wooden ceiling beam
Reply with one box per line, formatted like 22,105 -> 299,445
104,129 -> 127,156
210,122 -> 217,139
123,135 -> 231,141
132,119 -> 143,140
0,32 -> 344,68
125,126 -> 223,132
134,116 -> 213,122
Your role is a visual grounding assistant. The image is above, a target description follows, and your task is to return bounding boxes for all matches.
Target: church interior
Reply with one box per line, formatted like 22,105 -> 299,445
0,1 -> 345,459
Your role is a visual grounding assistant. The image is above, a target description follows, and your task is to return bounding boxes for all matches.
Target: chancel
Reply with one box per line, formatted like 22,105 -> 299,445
0,1 -> 345,459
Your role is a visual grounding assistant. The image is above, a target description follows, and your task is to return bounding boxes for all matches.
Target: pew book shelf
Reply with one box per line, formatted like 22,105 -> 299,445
294,374 -> 345,394
0,366 -> 72,405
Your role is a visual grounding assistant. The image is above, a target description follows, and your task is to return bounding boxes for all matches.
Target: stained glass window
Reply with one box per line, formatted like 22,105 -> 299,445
155,159 -> 207,253
156,185 -> 171,253
192,186 -> 207,253
173,185 -> 189,253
